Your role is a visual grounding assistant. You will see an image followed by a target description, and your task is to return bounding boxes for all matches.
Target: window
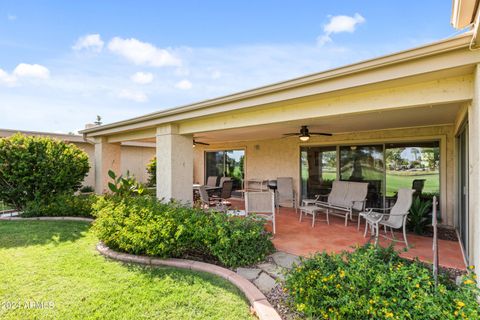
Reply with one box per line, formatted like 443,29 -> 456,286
205,150 -> 245,190
385,142 -> 440,198
340,145 -> 384,208
300,146 -> 337,199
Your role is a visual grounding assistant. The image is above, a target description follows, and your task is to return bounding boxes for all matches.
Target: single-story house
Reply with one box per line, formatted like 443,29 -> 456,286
81,2 -> 480,271
0,128 -> 156,188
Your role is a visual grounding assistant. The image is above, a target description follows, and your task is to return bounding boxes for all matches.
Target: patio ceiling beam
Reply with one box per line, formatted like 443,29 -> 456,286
106,128 -> 156,143
178,75 -> 473,134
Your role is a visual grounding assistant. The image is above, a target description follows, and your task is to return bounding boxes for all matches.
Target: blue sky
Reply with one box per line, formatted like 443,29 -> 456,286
0,1 -> 462,133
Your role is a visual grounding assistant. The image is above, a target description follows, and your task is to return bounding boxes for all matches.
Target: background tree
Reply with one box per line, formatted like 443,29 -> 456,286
0,134 -> 90,209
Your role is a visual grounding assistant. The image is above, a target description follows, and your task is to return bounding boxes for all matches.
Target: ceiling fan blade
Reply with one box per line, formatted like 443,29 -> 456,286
282,133 -> 300,136
310,132 -> 333,136
194,141 -> 210,145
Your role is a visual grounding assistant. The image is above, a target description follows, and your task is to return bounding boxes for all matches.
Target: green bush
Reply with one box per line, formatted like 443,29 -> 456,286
285,245 -> 480,319
23,193 -> 98,218
146,157 -> 156,187
92,196 -> 274,268
107,170 -> 145,196
0,133 -> 90,209
408,196 -> 433,235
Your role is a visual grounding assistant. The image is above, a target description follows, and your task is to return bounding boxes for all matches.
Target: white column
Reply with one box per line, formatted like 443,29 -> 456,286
94,137 -> 122,194
469,64 -> 480,270
156,124 -> 193,204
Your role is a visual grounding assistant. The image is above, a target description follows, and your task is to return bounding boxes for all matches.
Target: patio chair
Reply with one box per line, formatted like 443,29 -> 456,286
276,177 -> 297,213
206,176 -> 218,187
360,188 -> 415,246
245,191 -> 276,234
210,180 -> 234,206
218,176 -> 232,187
198,185 -> 229,212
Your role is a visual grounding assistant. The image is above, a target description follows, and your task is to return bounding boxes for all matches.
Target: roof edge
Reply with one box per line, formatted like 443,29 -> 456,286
81,32 -> 473,135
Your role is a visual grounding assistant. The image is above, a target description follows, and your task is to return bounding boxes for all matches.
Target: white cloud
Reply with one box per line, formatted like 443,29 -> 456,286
211,70 -> 221,79
73,34 -> 104,52
130,72 -> 154,84
7,14 -> 16,21
13,63 -> 50,79
108,37 -> 181,67
175,79 -> 192,90
118,89 -> 148,102
318,13 -> 365,46
0,68 -> 16,85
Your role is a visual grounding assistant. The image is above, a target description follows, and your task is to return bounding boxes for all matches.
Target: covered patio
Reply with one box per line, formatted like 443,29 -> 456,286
82,33 -> 480,273
226,198 -> 466,270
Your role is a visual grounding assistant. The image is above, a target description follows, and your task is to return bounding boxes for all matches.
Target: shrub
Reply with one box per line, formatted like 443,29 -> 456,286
107,170 -> 145,196
23,193 -> 98,218
0,133 -> 90,209
285,245 -> 480,319
79,185 -> 94,193
92,196 -> 274,268
146,157 -> 156,187
408,196 -> 432,235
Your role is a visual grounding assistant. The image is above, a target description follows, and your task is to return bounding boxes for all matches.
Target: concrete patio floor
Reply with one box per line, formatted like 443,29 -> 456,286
228,199 -> 466,270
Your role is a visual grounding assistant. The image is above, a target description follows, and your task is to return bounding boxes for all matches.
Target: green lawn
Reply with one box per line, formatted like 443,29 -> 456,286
0,221 -> 254,320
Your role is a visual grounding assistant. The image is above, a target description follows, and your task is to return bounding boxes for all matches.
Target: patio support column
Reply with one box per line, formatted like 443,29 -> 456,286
94,137 -> 121,194
155,124 -> 193,204
470,64 -> 480,271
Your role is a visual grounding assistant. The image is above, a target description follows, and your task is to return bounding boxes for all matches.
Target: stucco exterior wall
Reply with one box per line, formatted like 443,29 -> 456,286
69,142 -> 154,187
194,125 -> 455,226
71,142 -> 95,188
120,145 -> 156,183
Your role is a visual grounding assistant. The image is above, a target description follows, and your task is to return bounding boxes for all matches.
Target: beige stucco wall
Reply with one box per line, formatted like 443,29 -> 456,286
120,145 -> 156,183
194,125 -> 456,226
70,142 -> 155,188
71,142 -> 95,187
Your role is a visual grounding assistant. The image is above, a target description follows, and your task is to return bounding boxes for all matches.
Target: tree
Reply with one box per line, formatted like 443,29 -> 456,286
94,115 -> 102,125
0,134 -> 90,209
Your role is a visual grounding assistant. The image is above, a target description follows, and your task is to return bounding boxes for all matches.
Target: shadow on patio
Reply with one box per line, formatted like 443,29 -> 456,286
229,199 -> 466,270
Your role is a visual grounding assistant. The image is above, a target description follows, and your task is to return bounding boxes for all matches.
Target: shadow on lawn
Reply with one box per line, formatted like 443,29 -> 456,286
124,263 -> 250,302
0,220 -> 90,249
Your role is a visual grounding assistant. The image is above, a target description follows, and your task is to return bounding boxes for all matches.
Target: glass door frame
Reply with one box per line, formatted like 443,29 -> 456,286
298,138 -> 442,211
456,121 -> 469,262
203,148 -> 246,189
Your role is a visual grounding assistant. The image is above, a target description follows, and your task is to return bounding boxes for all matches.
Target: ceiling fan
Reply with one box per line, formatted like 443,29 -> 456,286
193,139 -> 210,146
283,125 -> 332,141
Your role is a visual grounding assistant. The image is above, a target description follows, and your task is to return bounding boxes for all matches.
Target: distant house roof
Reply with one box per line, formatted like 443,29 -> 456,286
0,128 -> 89,143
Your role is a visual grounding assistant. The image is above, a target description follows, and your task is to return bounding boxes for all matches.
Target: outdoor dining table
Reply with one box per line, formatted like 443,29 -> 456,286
192,184 -> 222,191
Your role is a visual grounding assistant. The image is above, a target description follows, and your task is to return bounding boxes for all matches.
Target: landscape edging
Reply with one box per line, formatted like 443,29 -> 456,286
0,216 -> 282,319
96,242 -> 282,320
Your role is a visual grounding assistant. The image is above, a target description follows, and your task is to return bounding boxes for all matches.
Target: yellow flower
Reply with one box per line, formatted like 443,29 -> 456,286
415,283 -> 420,288
385,312 -> 394,318
297,303 -> 306,312
457,301 -> 466,308
469,265 -> 474,270
339,270 -> 345,278
464,279 -> 475,285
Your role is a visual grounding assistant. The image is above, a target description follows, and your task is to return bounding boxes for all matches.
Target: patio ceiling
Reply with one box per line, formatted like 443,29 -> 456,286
183,102 -> 461,144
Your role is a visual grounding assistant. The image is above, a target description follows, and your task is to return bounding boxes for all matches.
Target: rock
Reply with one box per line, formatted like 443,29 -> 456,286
257,263 -> 285,281
253,272 -> 277,293
236,268 -> 262,281
270,251 -> 301,269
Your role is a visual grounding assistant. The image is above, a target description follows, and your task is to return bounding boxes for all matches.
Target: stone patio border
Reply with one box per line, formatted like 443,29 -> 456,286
96,243 -> 281,320
0,216 -> 94,222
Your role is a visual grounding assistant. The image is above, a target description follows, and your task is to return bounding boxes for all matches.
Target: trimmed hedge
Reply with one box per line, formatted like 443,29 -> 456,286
92,196 -> 274,268
285,245 -> 480,319
0,133 -> 89,209
23,193 -> 98,218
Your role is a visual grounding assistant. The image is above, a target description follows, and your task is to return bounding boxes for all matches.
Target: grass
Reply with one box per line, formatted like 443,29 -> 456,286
0,221 -> 254,320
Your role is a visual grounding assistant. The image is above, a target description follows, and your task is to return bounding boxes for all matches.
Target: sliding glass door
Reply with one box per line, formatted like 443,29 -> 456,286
300,146 -> 337,199
300,141 -> 441,210
339,145 -> 384,208
205,150 -> 245,190
457,124 -> 469,259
